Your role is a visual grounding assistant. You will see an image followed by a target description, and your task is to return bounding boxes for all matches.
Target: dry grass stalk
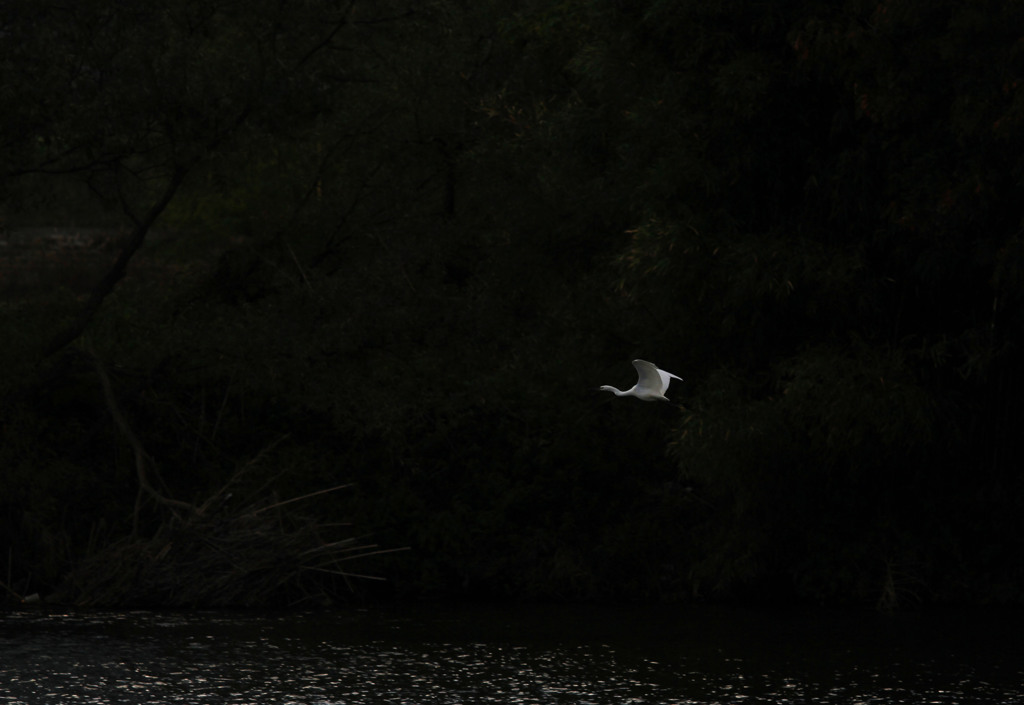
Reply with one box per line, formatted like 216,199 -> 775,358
57,348 -> 404,607
63,482 -> 400,607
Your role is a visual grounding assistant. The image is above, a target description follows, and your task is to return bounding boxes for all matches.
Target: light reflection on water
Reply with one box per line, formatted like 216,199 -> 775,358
1,606 -> 1022,704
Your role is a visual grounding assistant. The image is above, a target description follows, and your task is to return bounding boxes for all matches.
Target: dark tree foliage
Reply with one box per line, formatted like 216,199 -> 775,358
556,0 -> 1024,605
2,0 -> 1023,608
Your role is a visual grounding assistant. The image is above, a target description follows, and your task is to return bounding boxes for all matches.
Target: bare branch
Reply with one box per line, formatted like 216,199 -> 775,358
88,344 -> 197,518
40,165 -> 189,359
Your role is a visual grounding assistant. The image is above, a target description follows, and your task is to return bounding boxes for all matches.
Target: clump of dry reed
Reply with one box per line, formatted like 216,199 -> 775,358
64,484 -> 398,608
57,346 -> 404,608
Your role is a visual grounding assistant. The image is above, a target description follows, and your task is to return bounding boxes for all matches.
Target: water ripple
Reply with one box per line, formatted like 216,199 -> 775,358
1,608 -> 1021,704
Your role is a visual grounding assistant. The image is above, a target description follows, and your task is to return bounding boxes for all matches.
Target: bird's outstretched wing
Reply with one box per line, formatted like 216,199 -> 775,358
657,368 -> 682,391
632,360 -> 665,395
633,359 -> 682,396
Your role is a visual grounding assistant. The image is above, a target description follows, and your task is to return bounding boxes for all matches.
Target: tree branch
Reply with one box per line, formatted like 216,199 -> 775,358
40,165 -> 189,359
88,344 -> 197,522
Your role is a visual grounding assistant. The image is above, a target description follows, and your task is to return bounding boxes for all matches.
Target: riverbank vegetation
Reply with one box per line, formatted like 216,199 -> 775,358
3,0 -> 1023,609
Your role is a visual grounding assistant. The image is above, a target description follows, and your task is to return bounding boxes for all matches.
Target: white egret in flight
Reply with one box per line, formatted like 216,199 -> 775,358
599,359 -> 683,402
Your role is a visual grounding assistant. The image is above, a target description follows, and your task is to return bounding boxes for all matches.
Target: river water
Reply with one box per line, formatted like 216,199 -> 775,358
1,604 -> 1021,703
